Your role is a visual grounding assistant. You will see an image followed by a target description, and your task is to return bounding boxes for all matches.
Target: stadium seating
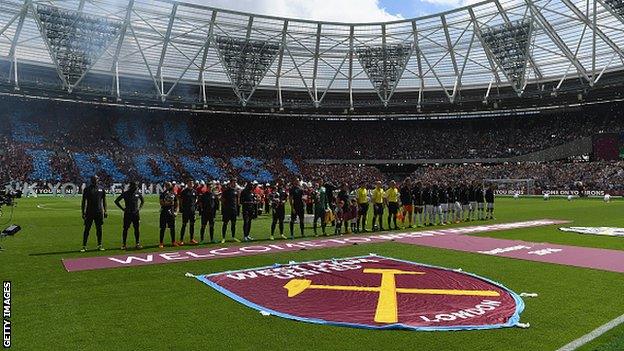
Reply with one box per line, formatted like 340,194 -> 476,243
1,95 -> 623,193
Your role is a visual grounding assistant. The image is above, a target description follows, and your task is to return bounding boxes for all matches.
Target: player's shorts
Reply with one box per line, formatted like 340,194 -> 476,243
273,206 -> 285,221
313,208 -> 325,223
182,211 -> 196,223
454,202 -> 462,212
470,201 -> 477,210
358,203 -> 369,216
373,203 -> 384,215
414,205 -> 423,213
424,205 -> 433,213
159,211 -> 175,229
85,213 -> 104,227
462,204 -> 470,212
477,202 -> 485,210
388,202 -> 399,214
123,212 -> 140,229
440,203 -> 448,212
242,204 -> 256,218
487,202 -> 494,210
403,204 -> 414,213
200,211 -> 216,226
292,205 -> 305,216
222,208 -> 237,222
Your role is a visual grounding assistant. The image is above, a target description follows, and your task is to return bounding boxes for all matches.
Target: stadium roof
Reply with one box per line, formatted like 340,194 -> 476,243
0,0 -> 623,110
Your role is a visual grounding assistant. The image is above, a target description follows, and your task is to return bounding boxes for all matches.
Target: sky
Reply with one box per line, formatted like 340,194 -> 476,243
184,0 -> 475,23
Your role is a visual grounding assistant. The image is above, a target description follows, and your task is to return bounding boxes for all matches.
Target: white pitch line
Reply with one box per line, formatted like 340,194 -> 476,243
556,313 -> 624,351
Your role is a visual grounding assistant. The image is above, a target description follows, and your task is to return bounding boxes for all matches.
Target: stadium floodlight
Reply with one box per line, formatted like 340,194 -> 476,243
356,43 -> 412,106
480,19 -> 533,95
33,4 -> 122,92
215,36 -> 280,106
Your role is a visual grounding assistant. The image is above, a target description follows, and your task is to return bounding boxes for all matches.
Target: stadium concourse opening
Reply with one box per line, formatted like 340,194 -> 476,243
2,0 -> 624,349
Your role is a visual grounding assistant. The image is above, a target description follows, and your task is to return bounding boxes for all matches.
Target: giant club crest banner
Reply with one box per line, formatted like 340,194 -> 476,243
194,255 -> 524,331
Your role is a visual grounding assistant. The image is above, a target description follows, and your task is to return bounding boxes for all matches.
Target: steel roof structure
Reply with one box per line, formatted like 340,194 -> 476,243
0,0 -> 623,110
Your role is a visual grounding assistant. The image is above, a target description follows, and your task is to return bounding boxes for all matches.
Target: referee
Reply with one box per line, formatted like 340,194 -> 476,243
81,175 -> 107,252
114,181 -> 144,250
355,183 -> 369,233
371,181 -> 385,231
386,180 -> 399,230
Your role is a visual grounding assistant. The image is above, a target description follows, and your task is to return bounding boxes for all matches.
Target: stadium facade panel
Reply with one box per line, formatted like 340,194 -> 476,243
0,0 -> 623,113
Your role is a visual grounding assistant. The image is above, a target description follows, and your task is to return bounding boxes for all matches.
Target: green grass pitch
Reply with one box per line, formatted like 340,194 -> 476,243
1,196 -> 624,350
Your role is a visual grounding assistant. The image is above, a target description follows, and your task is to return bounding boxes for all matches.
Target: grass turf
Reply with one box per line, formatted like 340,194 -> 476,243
1,196 -> 624,350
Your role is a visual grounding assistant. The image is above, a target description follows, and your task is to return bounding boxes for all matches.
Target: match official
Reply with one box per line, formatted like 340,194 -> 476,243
371,181 -> 385,231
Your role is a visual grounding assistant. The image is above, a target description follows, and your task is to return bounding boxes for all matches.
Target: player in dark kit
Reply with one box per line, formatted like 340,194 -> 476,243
475,183 -> 485,220
400,177 -> 414,229
412,182 -> 423,227
114,181 -> 144,250
289,178 -> 306,239
270,182 -> 288,240
179,180 -> 199,245
221,179 -> 240,244
485,184 -> 496,220
159,182 -> 179,248
460,183 -> 470,221
81,175 -> 107,252
312,181 -> 328,237
199,184 -> 219,243
240,182 -> 257,241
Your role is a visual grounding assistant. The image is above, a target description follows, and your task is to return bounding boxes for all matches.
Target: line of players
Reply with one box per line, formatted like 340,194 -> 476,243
79,175 -> 495,251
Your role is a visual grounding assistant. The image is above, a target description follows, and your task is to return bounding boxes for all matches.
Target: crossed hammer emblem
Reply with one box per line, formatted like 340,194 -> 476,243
284,268 -> 500,324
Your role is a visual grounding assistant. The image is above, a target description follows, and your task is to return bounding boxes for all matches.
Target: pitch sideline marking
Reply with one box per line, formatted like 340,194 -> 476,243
555,313 -> 624,351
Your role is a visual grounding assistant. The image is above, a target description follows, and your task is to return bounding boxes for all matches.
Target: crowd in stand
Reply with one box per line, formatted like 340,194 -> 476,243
412,161 -> 624,193
1,95 -> 624,193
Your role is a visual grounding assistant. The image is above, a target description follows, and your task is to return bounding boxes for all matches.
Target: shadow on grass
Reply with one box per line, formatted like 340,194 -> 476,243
27,219 -> 494,257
